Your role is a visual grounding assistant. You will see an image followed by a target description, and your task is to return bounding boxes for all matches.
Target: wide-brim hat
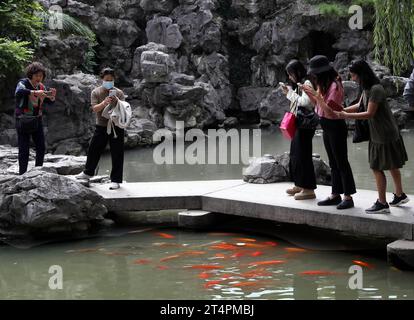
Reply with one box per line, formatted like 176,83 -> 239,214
308,55 -> 334,75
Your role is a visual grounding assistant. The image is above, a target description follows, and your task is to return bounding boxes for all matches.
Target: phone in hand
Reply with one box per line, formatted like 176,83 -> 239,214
109,89 -> 117,97
45,91 -> 54,97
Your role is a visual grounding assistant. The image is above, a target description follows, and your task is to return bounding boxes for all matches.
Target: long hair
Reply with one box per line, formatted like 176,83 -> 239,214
286,60 -> 307,90
349,60 -> 380,91
310,68 -> 342,96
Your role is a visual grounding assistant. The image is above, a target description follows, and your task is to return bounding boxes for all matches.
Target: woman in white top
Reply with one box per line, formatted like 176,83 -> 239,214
281,60 -> 317,200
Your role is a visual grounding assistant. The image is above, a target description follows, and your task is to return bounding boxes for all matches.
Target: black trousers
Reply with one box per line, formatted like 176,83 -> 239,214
84,125 -> 124,183
320,118 -> 356,196
289,128 -> 317,190
16,118 -> 45,175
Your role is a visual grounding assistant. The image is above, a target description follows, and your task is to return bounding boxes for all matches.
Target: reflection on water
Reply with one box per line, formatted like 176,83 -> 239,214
0,228 -> 413,300
100,127 -> 414,194
2,127 -> 414,300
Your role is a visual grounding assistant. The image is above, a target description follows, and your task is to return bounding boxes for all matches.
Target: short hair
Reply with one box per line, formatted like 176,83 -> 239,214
100,67 -> 115,79
26,62 -> 47,80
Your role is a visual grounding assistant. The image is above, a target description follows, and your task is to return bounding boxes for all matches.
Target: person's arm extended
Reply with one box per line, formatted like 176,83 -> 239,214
286,87 -> 312,107
337,100 -> 378,120
344,95 -> 363,113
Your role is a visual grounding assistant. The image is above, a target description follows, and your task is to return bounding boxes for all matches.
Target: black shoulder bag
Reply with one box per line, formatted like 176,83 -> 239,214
295,86 -> 320,130
352,93 -> 370,143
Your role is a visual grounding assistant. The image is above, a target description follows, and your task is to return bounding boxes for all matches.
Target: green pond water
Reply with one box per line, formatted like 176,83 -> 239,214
1,127 -> 414,300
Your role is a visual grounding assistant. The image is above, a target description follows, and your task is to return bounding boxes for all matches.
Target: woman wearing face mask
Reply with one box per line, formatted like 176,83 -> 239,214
76,67 -> 126,190
336,60 -> 409,214
281,60 -> 317,200
15,62 -> 56,175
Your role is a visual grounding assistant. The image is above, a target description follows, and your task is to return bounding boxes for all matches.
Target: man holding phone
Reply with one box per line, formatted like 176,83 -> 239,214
15,62 -> 57,175
75,67 -> 126,190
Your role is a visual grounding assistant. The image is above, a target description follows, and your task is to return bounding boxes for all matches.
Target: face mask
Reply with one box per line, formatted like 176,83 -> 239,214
102,81 -> 114,90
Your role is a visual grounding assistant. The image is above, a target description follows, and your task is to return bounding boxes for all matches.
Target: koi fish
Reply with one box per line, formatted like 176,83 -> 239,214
231,251 -> 248,258
181,251 -> 206,256
156,265 -> 169,270
214,253 -> 228,259
204,280 -> 224,288
160,255 -> 181,262
285,247 -> 307,253
250,251 -> 264,257
262,241 -> 278,247
198,272 -> 211,279
248,260 -> 286,267
210,243 -> 238,250
299,270 -> 341,276
353,260 -> 375,269
155,232 -> 175,239
133,259 -> 151,265
237,243 -> 268,249
241,268 -> 271,278
235,238 -> 257,243
185,265 -> 224,270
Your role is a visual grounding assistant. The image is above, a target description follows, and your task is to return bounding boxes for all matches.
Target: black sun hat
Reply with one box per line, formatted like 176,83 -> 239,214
308,55 -> 334,75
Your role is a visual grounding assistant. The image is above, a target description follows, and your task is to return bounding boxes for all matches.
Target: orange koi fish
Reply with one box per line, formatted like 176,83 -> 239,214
204,280 -> 224,288
353,260 -> 375,269
241,268 -> 271,278
214,253 -> 228,259
155,232 -> 175,239
186,265 -> 224,270
285,247 -> 307,253
231,251 -> 248,258
235,238 -> 257,243
133,259 -> 151,265
262,241 -> 278,247
210,243 -> 238,250
198,272 -> 211,279
156,265 -> 169,270
250,251 -> 264,257
160,255 -> 181,262
182,251 -> 206,256
248,260 -> 286,267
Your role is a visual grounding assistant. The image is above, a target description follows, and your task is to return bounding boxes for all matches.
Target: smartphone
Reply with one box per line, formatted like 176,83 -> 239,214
109,89 -> 116,97
45,90 -> 54,97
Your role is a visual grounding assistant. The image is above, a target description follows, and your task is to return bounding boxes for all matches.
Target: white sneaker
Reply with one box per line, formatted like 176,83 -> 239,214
109,182 -> 120,190
75,172 -> 92,180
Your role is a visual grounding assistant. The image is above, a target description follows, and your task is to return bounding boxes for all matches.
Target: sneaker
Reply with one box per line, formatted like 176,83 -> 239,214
294,190 -> 316,200
389,193 -> 410,207
317,195 -> 342,206
109,182 -> 120,190
75,172 -> 92,180
337,199 -> 354,210
366,200 -> 390,214
286,186 -> 302,196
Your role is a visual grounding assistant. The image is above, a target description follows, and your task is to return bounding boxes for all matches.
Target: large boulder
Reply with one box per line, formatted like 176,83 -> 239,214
243,153 -> 331,185
237,87 -> 272,112
0,170 -> 107,237
146,16 -> 183,49
0,145 -> 87,176
45,73 -> 100,155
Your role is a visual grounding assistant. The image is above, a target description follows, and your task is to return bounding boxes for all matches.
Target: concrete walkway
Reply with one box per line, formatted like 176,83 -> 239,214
91,180 -> 414,241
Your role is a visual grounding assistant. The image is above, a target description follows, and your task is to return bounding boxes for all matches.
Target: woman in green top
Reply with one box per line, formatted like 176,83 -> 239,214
336,60 -> 409,214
